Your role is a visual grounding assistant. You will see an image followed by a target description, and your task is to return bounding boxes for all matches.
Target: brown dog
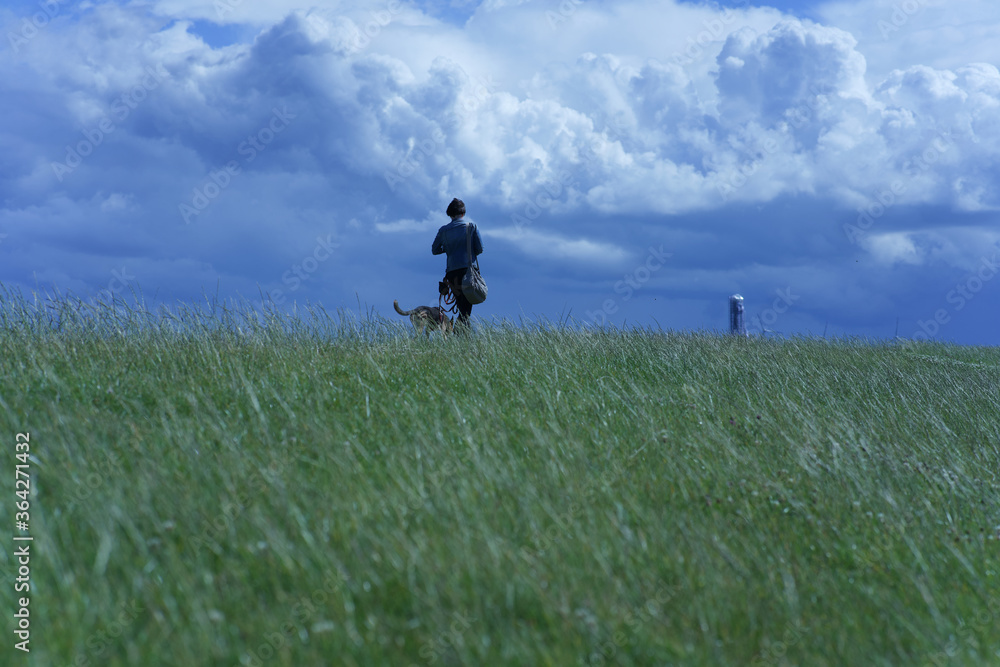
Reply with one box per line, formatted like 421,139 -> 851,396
394,300 -> 453,337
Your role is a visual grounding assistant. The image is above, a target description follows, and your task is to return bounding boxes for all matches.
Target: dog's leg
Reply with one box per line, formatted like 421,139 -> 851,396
416,315 -> 430,338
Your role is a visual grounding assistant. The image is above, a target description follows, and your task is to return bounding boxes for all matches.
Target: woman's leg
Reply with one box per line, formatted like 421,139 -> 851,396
455,291 -> 472,326
445,268 -> 473,328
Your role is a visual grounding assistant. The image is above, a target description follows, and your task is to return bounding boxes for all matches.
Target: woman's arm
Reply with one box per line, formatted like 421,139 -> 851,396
472,226 -> 483,256
431,228 -> 445,255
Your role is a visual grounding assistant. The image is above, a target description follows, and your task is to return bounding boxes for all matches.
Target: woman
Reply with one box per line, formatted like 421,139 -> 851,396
432,198 -> 483,329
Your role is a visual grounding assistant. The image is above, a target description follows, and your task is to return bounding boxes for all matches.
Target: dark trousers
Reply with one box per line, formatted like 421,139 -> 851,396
445,268 -> 472,326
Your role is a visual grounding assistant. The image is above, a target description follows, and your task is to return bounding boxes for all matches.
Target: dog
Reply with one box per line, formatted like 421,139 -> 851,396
394,300 -> 453,337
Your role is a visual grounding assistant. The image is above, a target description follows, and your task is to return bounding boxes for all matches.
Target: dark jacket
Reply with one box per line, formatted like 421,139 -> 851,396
432,218 -> 483,272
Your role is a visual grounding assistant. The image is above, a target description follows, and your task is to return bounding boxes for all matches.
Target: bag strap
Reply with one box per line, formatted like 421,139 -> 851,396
465,221 -> 477,270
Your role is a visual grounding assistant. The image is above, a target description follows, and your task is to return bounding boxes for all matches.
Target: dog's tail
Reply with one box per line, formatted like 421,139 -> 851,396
393,300 -> 411,316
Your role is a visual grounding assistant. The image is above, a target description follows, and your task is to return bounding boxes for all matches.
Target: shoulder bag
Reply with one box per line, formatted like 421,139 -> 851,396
461,222 -> 488,304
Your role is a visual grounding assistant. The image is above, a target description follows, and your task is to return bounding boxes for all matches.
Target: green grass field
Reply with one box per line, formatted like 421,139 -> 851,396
2,293 -> 999,666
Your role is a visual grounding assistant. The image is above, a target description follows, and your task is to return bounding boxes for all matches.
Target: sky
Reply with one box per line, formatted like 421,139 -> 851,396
1,0 -> 999,343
